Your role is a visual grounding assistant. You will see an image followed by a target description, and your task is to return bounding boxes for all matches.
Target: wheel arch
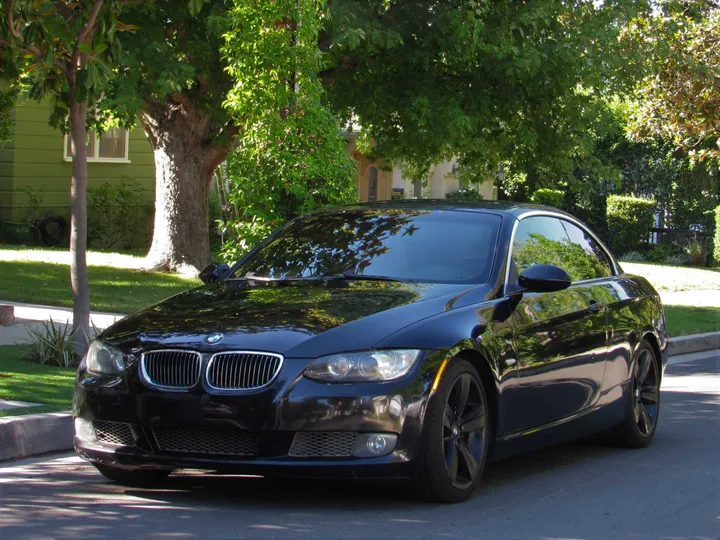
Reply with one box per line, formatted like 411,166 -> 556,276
640,331 -> 663,383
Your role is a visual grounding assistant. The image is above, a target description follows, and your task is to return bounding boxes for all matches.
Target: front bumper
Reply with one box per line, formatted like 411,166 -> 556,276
73,352 -> 446,479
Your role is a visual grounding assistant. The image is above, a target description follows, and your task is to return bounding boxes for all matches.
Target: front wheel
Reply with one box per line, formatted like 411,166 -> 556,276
411,359 -> 490,503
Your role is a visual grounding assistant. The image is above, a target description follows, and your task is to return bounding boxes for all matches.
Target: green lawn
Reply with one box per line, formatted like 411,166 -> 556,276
621,261 -> 720,292
0,259 -> 199,314
664,306 -> 719,337
0,346 -> 75,417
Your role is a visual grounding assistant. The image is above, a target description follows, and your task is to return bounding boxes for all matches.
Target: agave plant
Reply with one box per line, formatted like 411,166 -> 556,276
24,317 -> 80,368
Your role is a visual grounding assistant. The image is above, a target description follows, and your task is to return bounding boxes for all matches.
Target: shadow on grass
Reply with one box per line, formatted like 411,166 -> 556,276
0,260 -> 198,314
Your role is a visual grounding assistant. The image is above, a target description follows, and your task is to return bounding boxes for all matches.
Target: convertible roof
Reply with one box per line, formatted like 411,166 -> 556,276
316,199 -> 572,219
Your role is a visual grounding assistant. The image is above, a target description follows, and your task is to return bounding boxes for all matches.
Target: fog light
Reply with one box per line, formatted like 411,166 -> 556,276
352,433 -> 397,458
74,418 -> 97,442
367,435 -> 387,454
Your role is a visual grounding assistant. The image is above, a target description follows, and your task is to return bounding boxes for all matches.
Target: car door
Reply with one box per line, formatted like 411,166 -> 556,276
502,215 -> 614,434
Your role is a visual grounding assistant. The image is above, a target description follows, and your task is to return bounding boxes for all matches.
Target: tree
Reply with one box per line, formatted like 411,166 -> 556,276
1,0 -> 134,353
625,2 -> 720,161
220,0 -> 357,261
103,0 -> 235,272
106,0 -> 648,271
324,0 -> 648,181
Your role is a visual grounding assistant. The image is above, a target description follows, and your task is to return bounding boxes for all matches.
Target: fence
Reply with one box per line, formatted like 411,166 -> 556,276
649,227 -> 714,266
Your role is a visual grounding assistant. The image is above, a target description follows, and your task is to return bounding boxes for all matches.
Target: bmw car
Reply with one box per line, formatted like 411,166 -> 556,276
73,201 -> 667,503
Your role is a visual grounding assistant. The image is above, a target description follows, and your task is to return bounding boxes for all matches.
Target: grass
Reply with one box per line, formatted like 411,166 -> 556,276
621,261 -> 720,292
0,259 -> 199,314
0,346 -> 75,417
664,306 -> 720,337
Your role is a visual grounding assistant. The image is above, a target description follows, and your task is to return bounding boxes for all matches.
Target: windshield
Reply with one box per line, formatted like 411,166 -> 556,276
230,209 -> 502,284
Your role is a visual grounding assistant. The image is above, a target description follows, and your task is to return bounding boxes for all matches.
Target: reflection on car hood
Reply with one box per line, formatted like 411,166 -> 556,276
101,280 -> 492,357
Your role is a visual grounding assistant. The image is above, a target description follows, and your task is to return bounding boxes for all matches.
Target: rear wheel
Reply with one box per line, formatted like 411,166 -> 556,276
609,341 -> 661,448
411,359 -> 490,503
94,464 -> 173,487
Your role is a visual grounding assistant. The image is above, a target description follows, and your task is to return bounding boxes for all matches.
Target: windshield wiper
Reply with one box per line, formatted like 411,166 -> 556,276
334,271 -> 411,283
241,272 -> 331,282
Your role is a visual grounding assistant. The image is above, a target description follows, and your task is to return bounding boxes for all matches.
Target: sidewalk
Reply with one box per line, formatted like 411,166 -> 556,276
0,301 -> 125,346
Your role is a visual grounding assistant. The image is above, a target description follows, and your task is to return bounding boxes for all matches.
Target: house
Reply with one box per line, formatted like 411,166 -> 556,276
1,97 -> 497,247
344,132 -> 497,202
0,96 -> 155,245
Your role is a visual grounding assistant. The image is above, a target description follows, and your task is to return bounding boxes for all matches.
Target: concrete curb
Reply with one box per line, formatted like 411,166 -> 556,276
0,411 -> 72,462
1,332 -> 717,462
667,331 -> 720,356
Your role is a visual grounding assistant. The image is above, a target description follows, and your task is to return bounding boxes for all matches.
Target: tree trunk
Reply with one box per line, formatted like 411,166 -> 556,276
141,101 -> 229,272
69,100 -> 90,355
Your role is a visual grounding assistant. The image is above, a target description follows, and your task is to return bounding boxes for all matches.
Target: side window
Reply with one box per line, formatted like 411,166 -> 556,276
560,220 -> 613,280
512,216 -> 612,283
512,216 -> 569,275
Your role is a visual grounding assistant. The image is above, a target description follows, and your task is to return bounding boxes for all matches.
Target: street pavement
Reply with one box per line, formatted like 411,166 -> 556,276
0,354 -> 717,540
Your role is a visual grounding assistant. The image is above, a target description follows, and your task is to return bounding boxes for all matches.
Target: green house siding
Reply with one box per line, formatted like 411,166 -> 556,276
10,97 -> 155,223
0,122 -> 15,213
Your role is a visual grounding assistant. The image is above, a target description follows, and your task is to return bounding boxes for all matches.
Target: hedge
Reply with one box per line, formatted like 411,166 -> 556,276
530,188 -> 565,209
714,205 -> 720,263
606,195 -> 656,256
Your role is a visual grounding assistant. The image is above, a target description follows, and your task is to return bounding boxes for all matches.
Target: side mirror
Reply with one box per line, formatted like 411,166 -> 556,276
518,264 -> 571,293
199,262 -> 231,284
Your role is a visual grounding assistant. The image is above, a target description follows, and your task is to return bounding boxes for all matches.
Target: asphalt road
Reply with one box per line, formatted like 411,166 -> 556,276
1,353 -> 718,540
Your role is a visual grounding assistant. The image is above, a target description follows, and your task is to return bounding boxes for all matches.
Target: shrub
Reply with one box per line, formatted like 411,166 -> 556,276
446,188 -> 484,201
24,318 -> 80,368
665,253 -> 690,266
619,251 -> 647,263
606,195 -> 656,255
530,188 -> 565,209
715,205 -> 720,263
87,179 -> 144,250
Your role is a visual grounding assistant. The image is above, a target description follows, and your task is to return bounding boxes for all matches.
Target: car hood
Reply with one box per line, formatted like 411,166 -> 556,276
101,280 -> 492,358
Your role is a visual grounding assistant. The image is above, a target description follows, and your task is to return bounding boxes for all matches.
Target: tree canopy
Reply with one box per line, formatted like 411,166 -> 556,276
626,1 -> 720,162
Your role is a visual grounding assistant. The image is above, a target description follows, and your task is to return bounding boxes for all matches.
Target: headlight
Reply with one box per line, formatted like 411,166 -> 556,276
304,350 -> 422,382
83,341 -> 125,374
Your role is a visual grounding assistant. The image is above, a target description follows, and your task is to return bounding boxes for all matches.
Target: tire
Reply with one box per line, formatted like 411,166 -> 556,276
608,341 -> 661,448
94,464 -> 173,487
411,359 -> 491,503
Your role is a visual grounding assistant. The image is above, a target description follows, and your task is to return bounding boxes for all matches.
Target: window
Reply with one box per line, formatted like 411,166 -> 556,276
560,220 -> 613,280
64,127 -> 129,162
231,210 -> 502,284
368,167 -> 378,201
512,215 -> 613,283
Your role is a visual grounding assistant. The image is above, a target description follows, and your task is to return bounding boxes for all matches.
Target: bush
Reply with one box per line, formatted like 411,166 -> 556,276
446,188 -> 484,201
665,253 -> 690,266
87,179 -> 144,250
606,195 -> 656,255
24,318 -> 81,368
715,205 -> 720,263
530,188 -> 565,209
619,251 -> 647,262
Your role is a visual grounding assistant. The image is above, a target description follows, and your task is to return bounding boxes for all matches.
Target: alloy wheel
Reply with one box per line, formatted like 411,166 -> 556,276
632,349 -> 660,437
443,373 -> 487,489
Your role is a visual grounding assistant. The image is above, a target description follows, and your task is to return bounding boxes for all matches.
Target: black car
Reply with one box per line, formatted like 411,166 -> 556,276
74,201 -> 668,503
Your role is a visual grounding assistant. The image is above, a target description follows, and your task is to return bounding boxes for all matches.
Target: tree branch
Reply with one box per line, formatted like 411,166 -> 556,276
77,0 -> 105,46
6,0 -> 24,42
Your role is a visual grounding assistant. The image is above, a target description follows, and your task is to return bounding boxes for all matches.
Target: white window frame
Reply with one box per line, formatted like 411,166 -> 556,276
63,128 -> 131,163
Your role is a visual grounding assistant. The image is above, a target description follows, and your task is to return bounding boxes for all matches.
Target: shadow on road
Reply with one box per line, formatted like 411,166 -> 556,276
0,388 -> 717,539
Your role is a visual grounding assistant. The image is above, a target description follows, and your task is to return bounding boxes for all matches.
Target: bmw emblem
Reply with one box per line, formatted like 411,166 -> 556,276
205,333 -> 224,345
